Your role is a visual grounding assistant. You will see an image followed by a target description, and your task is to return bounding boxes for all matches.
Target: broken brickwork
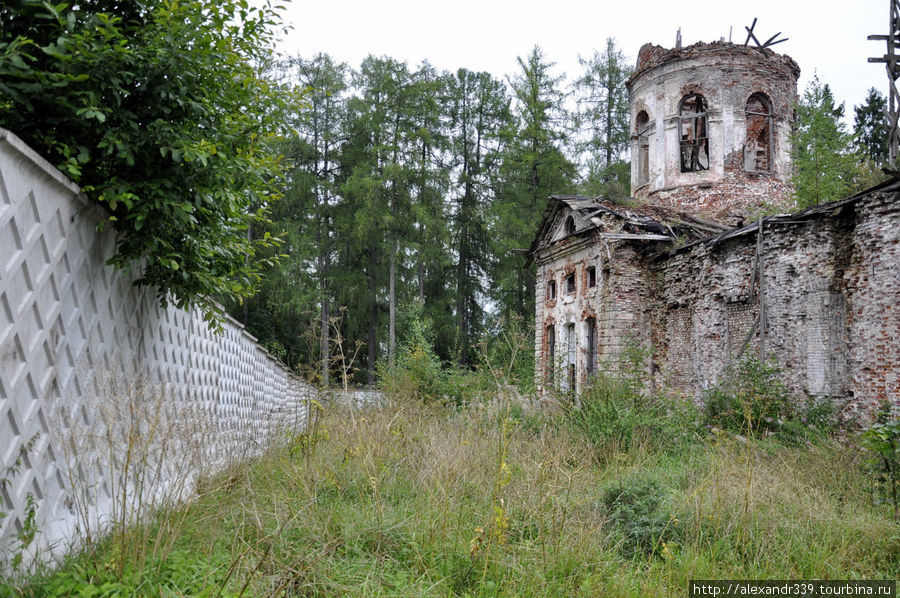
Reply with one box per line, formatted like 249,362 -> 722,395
652,187 -> 899,414
533,185 -> 899,419
533,40 -> 897,420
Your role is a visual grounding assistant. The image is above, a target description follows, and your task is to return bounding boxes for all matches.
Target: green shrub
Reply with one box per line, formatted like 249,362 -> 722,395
704,357 -> 840,443
703,357 -> 791,436
777,394 -> 839,444
380,302 -> 460,404
601,474 -> 681,559
569,373 -> 699,456
860,402 -> 900,519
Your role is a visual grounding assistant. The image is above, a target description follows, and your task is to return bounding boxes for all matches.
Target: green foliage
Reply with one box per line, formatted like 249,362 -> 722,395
379,301 -> 449,403
564,336 -> 699,455
704,356 -> 792,435
569,373 -> 699,457
479,313 -> 535,393
601,474 -> 681,559
6,550 -> 236,597
0,0 -> 288,318
860,403 -> 900,519
790,75 -> 860,207
702,356 -> 836,444
573,37 -> 633,197
854,87 -> 889,166
447,68 -> 512,366
492,46 -> 576,319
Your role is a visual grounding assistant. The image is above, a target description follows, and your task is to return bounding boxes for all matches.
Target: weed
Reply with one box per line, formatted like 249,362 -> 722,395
704,356 -> 791,436
860,402 -> 900,519
601,474 -> 681,560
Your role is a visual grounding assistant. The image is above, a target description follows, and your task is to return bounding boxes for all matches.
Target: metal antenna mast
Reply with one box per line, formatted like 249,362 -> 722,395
869,0 -> 900,163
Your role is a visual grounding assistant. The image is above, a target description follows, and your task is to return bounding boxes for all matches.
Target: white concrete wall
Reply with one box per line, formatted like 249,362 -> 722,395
0,128 -> 314,565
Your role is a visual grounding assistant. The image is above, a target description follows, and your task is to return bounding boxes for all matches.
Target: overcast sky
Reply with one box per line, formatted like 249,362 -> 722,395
273,0 -> 888,122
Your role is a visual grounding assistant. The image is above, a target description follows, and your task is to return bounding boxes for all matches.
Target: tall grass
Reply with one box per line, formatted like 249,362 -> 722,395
6,384 -> 897,597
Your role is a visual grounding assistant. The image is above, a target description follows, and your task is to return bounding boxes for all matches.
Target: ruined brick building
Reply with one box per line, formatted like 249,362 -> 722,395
530,41 -> 899,417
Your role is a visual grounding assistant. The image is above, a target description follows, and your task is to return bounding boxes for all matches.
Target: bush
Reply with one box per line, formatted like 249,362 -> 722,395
703,357 -> 791,436
380,302 -> 463,404
704,357 -> 839,443
777,394 -> 839,444
0,0 -> 288,317
601,474 -> 681,559
860,402 -> 900,519
569,373 -> 700,456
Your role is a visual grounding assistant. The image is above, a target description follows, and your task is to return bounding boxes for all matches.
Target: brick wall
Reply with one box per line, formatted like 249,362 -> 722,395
534,186 -> 899,419
652,188 -> 899,416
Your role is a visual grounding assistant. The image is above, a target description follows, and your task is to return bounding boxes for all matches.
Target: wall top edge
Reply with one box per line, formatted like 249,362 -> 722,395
0,127 -> 84,197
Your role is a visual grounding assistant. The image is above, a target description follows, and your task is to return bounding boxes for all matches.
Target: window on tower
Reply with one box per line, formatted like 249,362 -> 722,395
678,93 -> 709,172
635,110 -> 651,185
744,93 -> 773,172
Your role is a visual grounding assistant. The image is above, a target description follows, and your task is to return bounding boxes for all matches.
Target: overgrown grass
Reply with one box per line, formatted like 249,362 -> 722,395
5,388 -> 898,597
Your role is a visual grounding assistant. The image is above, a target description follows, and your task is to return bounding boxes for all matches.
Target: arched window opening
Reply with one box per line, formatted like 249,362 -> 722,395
565,215 -> 576,235
678,94 -> 709,172
635,110 -> 651,185
546,324 -> 556,383
585,317 -> 597,379
745,93 -> 773,172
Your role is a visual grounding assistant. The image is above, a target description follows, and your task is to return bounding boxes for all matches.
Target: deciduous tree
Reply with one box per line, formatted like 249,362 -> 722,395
0,0 -> 288,319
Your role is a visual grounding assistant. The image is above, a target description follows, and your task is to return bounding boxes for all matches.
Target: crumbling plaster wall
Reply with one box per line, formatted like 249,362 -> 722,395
535,190 -> 898,419
535,212 -> 658,396
652,190 -> 899,416
628,42 -> 798,225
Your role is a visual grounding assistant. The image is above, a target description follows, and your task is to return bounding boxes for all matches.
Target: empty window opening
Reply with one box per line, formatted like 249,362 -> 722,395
585,317 -> 597,379
565,215 -> 576,235
587,266 -> 597,288
565,272 -> 576,294
635,110 -> 651,185
548,279 -> 556,299
546,324 -> 556,383
744,93 -> 773,172
566,323 -> 576,393
678,94 -> 709,172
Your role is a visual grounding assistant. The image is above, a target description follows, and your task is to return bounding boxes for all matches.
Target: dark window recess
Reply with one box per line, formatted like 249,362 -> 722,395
678,93 -> 709,172
585,317 -> 597,379
565,215 -> 576,235
587,266 -> 597,288
565,272 -> 575,294
548,280 -> 556,299
566,323 -> 576,393
635,110 -> 651,186
744,93 -> 773,172
547,324 -> 556,383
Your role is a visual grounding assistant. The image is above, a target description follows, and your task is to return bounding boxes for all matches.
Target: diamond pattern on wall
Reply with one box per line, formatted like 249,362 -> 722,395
0,129 -> 315,566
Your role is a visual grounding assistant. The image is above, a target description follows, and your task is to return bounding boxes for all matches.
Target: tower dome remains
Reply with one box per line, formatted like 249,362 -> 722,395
627,41 -> 800,225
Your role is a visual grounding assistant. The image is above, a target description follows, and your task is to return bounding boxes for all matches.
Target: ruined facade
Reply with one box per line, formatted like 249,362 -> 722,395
532,42 -> 899,417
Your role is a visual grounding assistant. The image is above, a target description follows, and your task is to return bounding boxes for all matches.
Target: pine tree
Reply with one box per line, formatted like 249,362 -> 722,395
447,69 -> 512,365
493,46 -> 576,319
234,54 -> 348,379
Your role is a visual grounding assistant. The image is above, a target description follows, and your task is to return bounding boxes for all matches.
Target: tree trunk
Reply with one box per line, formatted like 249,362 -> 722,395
367,247 -> 378,387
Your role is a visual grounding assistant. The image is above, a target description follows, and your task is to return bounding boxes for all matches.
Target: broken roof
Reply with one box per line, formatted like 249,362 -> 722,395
528,195 -> 728,263
529,175 -> 900,265
660,175 -> 900,257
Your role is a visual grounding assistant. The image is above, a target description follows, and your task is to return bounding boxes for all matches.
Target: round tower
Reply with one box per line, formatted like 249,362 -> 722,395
627,41 -> 800,225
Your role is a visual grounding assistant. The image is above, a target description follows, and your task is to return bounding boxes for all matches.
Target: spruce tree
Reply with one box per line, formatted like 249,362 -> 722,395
791,76 -> 858,207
